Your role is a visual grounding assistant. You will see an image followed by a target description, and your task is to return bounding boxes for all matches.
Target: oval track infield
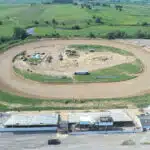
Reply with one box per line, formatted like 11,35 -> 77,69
0,39 -> 150,99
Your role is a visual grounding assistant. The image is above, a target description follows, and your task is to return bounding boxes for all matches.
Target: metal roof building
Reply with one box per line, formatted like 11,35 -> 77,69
68,110 -> 133,127
3,113 -> 59,127
68,111 -> 113,126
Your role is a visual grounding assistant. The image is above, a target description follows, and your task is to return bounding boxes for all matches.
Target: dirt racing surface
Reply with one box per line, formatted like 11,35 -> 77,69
0,39 -> 150,99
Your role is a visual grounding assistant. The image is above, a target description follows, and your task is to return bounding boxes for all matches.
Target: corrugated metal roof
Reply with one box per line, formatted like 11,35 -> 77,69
4,113 -> 59,126
109,109 -> 132,122
68,112 -> 111,123
68,110 -> 132,123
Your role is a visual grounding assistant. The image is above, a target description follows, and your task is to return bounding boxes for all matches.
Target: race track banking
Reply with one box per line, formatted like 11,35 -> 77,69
0,39 -> 150,99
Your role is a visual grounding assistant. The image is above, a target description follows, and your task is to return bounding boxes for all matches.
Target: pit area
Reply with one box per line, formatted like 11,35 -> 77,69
12,43 -> 141,83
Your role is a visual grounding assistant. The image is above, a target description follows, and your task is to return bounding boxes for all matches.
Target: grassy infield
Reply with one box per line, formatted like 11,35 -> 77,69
13,44 -> 143,83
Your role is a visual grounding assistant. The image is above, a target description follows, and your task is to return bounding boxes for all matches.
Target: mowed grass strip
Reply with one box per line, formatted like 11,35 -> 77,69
13,67 -> 73,83
0,90 -> 150,110
74,59 -> 143,82
69,44 -> 133,56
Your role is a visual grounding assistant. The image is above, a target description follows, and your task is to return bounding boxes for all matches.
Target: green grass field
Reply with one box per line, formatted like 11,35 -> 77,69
74,60 -> 142,82
69,44 -> 133,55
0,4 -> 149,37
13,67 -> 73,83
0,89 -> 150,111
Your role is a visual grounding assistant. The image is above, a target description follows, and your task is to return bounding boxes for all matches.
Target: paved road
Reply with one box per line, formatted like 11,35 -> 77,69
0,39 -> 150,99
0,132 -> 150,150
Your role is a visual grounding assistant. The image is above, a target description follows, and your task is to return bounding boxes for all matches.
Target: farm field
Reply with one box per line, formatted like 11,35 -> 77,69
0,4 -> 149,37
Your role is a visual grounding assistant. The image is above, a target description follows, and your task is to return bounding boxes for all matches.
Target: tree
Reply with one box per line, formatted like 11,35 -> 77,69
0,36 -> 12,44
142,22 -> 149,26
52,18 -> 58,25
34,20 -> 39,25
89,32 -> 96,38
106,30 -> 128,39
135,30 -> 146,38
0,21 -> 3,25
45,21 -> 49,25
13,27 -> 28,40
115,5 -> 123,11
72,25 -> 81,30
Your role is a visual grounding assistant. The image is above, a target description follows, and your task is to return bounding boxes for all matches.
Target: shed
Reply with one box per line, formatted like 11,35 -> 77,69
74,70 -> 89,75
138,114 -> 150,130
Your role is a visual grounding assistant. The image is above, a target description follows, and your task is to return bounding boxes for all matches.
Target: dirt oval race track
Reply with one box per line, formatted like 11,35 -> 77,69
0,39 -> 150,99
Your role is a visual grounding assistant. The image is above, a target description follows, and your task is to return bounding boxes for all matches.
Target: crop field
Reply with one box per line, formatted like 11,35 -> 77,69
0,4 -> 149,37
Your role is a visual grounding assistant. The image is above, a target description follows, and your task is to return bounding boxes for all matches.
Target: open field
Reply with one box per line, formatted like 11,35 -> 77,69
0,4 -> 149,37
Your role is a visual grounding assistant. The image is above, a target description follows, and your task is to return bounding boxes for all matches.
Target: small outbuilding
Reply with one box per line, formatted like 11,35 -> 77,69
138,114 -> 150,130
74,70 -> 89,75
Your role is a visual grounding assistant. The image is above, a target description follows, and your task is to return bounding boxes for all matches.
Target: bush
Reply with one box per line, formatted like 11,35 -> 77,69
44,21 -> 49,25
34,20 -> 39,25
52,32 -> 60,38
72,25 -> 81,30
0,21 -> 3,25
106,30 -> 128,39
141,22 -> 149,26
13,27 -> 28,40
0,36 -> 12,44
52,18 -> 58,25
89,32 -> 96,38
121,139 -> 136,145
135,30 -> 150,39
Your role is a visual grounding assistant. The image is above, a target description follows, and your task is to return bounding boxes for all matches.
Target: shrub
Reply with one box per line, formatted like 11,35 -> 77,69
62,22 -> 65,26
106,30 -> 128,39
0,36 -> 12,44
72,25 -> 81,30
52,32 -> 60,38
121,139 -> 136,145
52,18 -> 58,25
34,20 -> 39,25
141,22 -> 149,26
44,21 -> 49,25
89,32 -> 96,38
92,15 -> 96,19
0,21 -> 3,25
135,30 -> 149,38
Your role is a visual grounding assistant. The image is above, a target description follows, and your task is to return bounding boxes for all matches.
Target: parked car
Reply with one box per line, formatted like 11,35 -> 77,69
48,139 -> 61,145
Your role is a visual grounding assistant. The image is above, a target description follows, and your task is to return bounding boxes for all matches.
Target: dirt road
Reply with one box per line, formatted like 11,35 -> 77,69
0,39 -> 150,99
